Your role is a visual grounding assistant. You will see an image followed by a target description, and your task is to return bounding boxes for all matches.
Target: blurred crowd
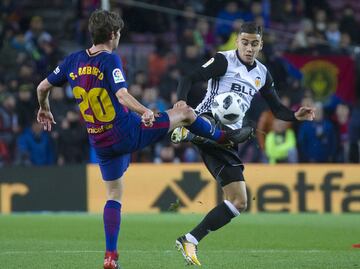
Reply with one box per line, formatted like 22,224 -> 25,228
0,0 -> 359,167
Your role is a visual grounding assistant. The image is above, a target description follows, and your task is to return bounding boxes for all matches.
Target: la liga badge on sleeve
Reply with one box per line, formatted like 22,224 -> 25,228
112,68 -> 125,83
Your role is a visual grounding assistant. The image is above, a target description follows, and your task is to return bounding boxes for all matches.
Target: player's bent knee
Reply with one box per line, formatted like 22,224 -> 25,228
106,186 -> 122,201
181,106 -> 196,124
105,178 -> 123,202
107,190 -> 121,202
231,199 -> 247,213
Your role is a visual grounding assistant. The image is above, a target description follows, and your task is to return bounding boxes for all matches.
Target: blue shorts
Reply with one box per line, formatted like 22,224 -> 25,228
95,112 -> 170,180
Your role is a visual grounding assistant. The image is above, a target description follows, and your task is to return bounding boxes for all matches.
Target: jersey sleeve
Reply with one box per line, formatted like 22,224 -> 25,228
262,70 -> 274,90
198,52 -> 228,80
104,54 -> 128,94
177,53 -> 227,101
259,71 -> 297,121
47,58 -> 68,87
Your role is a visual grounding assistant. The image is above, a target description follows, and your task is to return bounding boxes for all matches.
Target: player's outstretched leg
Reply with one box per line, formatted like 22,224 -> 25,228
175,235 -> 201,266
171,125 -> 254,145
167,107 -> 225,142
176,182 -> 246,266
167,107 -> 254,145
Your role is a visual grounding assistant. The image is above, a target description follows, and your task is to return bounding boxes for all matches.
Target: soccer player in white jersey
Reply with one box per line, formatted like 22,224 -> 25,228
172,22 -> 315,266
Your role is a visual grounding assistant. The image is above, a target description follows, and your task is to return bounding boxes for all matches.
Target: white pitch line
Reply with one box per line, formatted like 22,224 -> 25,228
0,249 -> 351,256
0,250 -> 103,255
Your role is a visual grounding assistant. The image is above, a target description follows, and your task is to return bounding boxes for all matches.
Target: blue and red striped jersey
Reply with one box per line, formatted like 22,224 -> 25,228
47,49 -> 140,148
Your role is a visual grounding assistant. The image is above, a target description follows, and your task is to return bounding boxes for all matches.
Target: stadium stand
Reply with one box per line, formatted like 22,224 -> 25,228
0,0 -> 359,166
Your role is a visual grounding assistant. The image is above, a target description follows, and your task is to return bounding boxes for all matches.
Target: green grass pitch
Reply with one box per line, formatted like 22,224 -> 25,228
0,213 -> 359,269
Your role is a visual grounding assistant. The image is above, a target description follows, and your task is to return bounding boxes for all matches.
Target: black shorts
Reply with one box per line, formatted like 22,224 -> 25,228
194,113 -> 245,187
195,142 -> 245,187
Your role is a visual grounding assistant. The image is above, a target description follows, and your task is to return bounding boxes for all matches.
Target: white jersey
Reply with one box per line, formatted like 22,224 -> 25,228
195,50 -> 270,129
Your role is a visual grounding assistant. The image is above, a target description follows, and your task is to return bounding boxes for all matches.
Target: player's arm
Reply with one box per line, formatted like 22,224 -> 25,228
115,88 -> 154,126
36,79 -> 56,131
176,53 -> 228,107
37,79 -> 52,111
106,54 -> 154,126
37,61 -> 68,131
259,71 -> 315,121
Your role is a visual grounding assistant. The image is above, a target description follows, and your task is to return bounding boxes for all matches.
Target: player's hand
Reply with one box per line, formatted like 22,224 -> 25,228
173,100 -> 187,108
141,109 -> 155,127
37,107 -> 56,131
295,106 -> 316,121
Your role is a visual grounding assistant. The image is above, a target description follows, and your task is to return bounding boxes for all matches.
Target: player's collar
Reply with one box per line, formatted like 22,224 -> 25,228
86,49 -> 112,57
235,50 -> 257,71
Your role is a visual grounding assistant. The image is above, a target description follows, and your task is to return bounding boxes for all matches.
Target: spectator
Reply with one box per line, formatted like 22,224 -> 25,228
257,95 -> 292,151
57,110 -> 88,165
147,37 -> 176,86
265,119 -> 297,164
16,83 -> 36,129
75,0 -> 100,45
10,31 -> 28,54
0,80 -> 9,102
325,21 -> 341,48
170,141 -> 201,163
128,84 -> 143,101
180,5 -> 197,33
37,39 -> 62,76
49,86 -> 72,124
298,102 -> 337,162
192,18 -> 216,56
339,32 -> 352,55
142,87 -> 169,113
271,0 -> 304,22
349,102 -> 360,162
0,93 -> 19,160
182,146 -> 200,162
132,70 -> 148,88
0,139 -> 10,166
291,18 -> 315,51
215,2 -> 242,42
248,1 -> 270,27
18,63 -> 36,85
158,65 -> 180,104
0,27 -> 22,76
313,9 -> 327,34
16,120 -> 55,165
24,16 -> 52,61
218,19 -> 243,51
177,44 -> 206,107
339,6 -> 359,44
154,142 -> 180,163
332,103 -> 350,162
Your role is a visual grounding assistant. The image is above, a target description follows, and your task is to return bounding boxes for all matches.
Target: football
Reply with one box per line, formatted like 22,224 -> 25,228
211,92 -> 244,124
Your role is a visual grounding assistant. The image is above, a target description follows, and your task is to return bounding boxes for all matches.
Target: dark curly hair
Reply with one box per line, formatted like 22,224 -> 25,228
88,9 -> 124,45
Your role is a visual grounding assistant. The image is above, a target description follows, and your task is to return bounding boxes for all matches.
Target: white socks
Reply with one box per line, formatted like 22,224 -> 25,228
224,200 -> 240,216
185,233 -> 199,245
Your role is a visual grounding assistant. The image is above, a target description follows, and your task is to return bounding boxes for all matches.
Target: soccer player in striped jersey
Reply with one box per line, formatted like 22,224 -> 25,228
36,9 -> 250,269
172,22 -> 315,266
